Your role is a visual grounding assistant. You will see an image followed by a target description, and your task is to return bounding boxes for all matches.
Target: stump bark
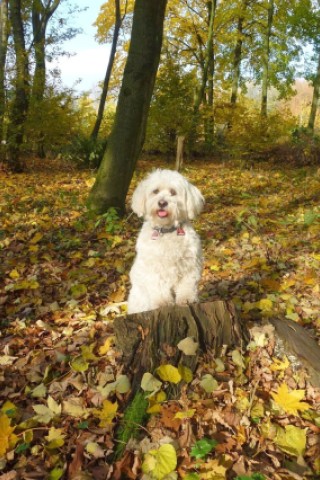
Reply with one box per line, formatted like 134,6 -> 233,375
114,301 -> 249,393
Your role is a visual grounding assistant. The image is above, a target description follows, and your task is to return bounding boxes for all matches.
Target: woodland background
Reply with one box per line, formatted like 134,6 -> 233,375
1,1 -> 320,480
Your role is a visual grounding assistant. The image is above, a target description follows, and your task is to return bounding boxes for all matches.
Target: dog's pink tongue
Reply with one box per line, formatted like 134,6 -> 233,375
158,210 -> 168,218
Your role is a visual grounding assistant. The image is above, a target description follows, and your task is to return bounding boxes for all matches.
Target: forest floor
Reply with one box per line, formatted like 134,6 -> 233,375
0,157 -> 320,480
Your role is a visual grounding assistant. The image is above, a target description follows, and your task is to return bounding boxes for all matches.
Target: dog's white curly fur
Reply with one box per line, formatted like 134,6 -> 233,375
127,169 -> 204,314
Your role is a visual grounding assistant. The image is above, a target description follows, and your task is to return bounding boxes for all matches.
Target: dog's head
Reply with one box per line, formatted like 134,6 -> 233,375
131,169 -> 204,226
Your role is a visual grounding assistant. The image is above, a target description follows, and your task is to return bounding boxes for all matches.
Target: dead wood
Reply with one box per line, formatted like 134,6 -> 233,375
270,317 -> 320,387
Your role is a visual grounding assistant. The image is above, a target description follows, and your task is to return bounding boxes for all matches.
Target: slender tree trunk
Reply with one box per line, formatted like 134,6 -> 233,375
7,0 -> 30,172
230,0 -> 248,106
31,0 -> 60,158
90,0 -> 122,142
308,49 -> 320,132
0,0 -> 8,156
87,0 -> 168,215
205,0 -> 216,149
260,0 -> 274,118
190,0 -> 216,151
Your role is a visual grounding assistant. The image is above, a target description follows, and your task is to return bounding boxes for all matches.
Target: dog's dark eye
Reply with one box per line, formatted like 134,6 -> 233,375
170,189 -> 177,196
153,189 -> 159,194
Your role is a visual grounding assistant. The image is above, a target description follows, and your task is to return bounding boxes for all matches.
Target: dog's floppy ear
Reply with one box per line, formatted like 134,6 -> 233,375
185,182 -> 205,220
131,179 -> 147,217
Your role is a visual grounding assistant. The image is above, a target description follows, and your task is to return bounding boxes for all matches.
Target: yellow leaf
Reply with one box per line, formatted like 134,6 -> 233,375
275,424 -> 307,457
70,283 -> 87,299
270,356 -> 290,372
1,401 -> 18,418
200,458 -> 227,480
142,444 -> 177,480
156,365 -> 181,384
98,336 -> 115,356
280,279 -> 295,291
81,343 -> 98,361
271,383 -> 310,415
200,374 -> 218,393
29,232 -> 43,244
9,269 -> 20,279
258,298 -> 273,312
177,337 -> 199,356
0,414 -> 17,456
62,398 -> 89,418
178,364 -> 193,383
93,399 -> 118,427
71,355 -> 89,372
174,409 -> 195,419
45,427 -> 65,449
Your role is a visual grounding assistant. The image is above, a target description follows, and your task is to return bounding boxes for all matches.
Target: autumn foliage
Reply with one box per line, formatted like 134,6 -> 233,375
0,158 -> 320,478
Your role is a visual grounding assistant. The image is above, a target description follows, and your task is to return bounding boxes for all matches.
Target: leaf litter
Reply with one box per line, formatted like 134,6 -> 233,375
0,158 -> 320,479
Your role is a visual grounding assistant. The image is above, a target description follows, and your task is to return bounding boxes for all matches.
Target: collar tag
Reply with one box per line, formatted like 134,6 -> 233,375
177,227 -> 185,236
152,229 -> 160,240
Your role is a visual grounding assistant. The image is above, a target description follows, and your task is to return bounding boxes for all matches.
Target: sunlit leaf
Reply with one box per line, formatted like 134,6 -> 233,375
275,424 -> 307,457
142,443 -> 177,480
271,383 -> 310,415
98,336 -> 115,355
178,364 -> 193,383
156,365 -> 182,384
141,372 -> 162,394
177,337 -> 199,355
93,399 -> 118,427
200,374 -> 218,393
0,414 -> 18,456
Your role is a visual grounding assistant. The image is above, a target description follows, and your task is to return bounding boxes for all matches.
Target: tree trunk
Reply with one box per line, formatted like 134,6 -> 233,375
114,301 -> 248,393
90,0 -> 122,143
87,0 -> 168,215
7,0 -> 30,172
31,0 -> 61,158
230,0 -> 248,106
204,0 -> 216,149
0,0 -> 8,158
190,0 -> 216,151
308,49 -> 320,132
260,0 -> 274,118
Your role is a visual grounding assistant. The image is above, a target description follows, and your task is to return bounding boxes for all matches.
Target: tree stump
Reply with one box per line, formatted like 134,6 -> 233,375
114,301 -> 249,393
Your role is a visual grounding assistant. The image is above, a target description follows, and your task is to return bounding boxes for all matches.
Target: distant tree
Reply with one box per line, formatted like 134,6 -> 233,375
88,0 -> 168,215
31,0 -> 61,157
90,0 -> 133,142
0,0 -> 8,149
7,0 -> 30,172
260,0 -> 274,117
145,57 -> 195,155
230,0 -> 249,107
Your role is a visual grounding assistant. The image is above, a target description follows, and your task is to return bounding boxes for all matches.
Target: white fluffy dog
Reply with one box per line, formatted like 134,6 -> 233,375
127,169 -> 204,314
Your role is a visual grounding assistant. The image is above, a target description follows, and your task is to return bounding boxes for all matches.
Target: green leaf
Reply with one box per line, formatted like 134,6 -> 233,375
304,210 -> 318,226
48,467 -> 64,480
190,438 -> 218,459
70,283 -> 87,298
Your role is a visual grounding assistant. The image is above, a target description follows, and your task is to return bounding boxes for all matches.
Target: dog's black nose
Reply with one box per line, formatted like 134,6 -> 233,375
158,200 -> 168,208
